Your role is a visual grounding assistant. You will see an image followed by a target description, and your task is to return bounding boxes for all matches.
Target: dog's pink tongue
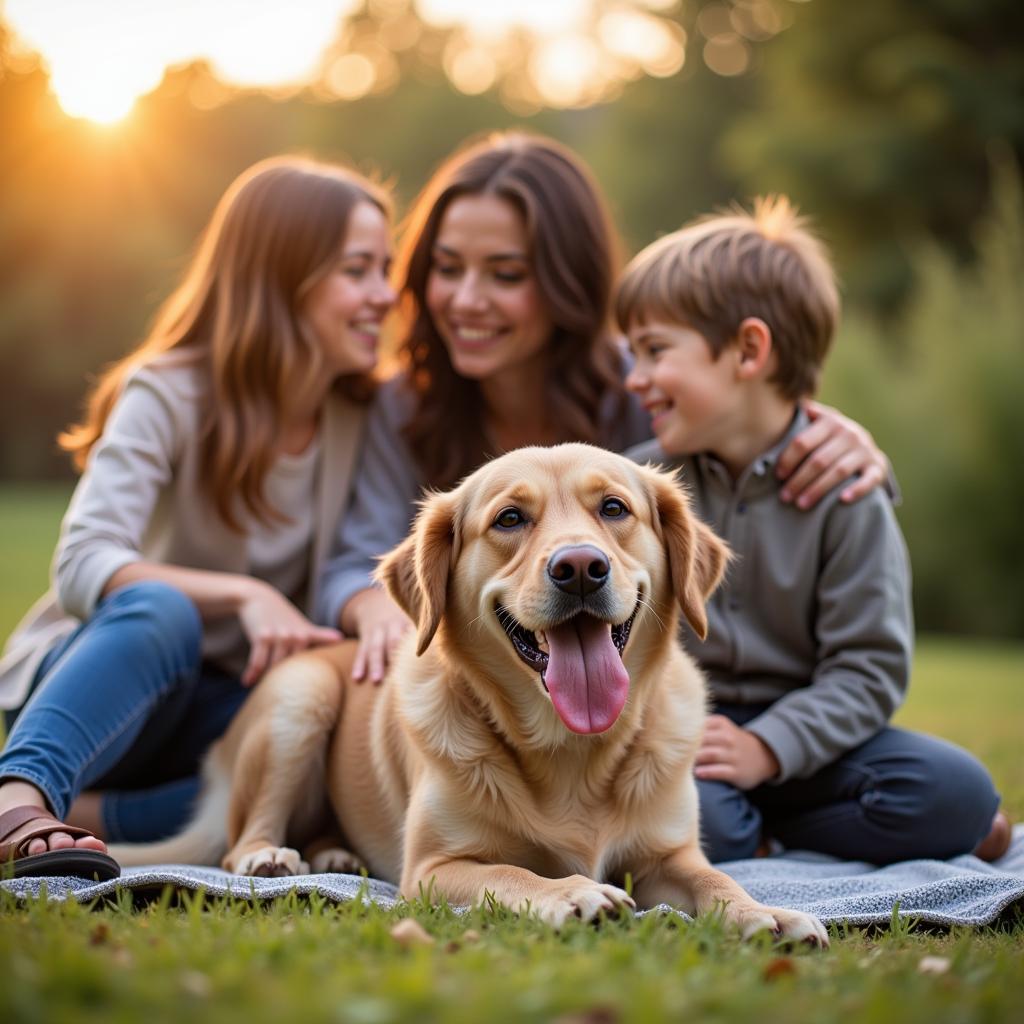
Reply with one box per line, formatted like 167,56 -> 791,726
544,615 -> 629,734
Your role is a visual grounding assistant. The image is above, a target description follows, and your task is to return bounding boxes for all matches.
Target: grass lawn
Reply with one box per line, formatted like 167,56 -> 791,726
1,484 -> 1022,1024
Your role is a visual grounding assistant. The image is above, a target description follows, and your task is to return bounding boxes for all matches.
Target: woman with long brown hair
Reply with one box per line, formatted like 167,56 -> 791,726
317,132 -> 891,682
0,157 -> 396,878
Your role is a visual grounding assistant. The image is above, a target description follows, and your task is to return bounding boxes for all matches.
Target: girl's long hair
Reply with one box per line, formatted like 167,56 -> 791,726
60,157 -> 389,530
395,132 -> 629,488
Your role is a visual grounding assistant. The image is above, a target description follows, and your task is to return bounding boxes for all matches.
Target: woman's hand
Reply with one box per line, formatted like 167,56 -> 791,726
343,587 -> 412,685
237,580 -> 343,686
776,401 -> 889,509
695,715 -> 780,790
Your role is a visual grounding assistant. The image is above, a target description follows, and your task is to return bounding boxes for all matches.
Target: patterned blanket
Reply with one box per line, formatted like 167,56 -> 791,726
4,826 -> 1022,928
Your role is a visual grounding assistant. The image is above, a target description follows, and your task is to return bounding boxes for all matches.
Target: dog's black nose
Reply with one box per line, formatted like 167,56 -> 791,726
547,545 -> 610,597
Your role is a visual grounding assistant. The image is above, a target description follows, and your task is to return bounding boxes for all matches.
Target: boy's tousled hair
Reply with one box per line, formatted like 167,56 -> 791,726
615,196 -> 839,399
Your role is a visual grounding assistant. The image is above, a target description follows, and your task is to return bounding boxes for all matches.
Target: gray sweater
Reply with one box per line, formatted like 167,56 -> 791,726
315,373 -> 652,630
627,409 -> 913,783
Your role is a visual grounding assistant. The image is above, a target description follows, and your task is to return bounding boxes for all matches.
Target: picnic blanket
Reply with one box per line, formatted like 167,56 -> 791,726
4,826 -> 1023,928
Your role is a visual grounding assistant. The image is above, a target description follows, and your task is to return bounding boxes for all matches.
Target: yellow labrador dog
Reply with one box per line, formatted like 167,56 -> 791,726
114,444 -> 826,943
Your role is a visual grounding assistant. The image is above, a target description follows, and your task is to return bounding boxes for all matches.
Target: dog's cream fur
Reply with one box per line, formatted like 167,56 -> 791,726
113,444 -> 827,942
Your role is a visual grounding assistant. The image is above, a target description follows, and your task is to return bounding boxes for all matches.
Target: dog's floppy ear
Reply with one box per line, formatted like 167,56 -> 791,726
375,490 -> 458,655
647,467 -> 731,640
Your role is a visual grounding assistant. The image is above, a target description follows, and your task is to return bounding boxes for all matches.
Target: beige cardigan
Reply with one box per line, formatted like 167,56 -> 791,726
0,357 -> 365,710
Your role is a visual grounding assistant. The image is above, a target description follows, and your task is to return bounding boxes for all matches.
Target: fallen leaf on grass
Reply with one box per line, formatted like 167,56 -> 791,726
390,918 -> 435,948
762,957 -> 796,982
918,956 -> 951,975
111,948 -> 134,969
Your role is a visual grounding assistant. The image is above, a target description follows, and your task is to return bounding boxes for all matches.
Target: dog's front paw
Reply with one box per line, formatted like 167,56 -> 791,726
526,876 -> 636,929
763,906 -> 829,948
722,902 -> 829,947
231,846 -> 310,878
309,847 -> 365,875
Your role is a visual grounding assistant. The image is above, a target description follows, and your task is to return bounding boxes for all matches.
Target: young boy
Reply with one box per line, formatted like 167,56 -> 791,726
618,197 -> 1008,865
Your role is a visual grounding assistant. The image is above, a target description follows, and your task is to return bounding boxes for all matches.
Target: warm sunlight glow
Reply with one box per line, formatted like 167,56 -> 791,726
4,0 -> 358,122
598,11 -> 686,78
531,36 -> 604,108
50,68 -> 146,125
443,42 -> 498,96
4,0 -> 786,117
417,0 -> 588,38
326,53 -> 377,101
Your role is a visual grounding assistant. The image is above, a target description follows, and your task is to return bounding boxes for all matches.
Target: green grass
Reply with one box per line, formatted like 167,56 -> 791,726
0,483 -> 70,640
897,638 -> 1024,822
2,890 -> 1022,1024
2,484 -> 1022,1023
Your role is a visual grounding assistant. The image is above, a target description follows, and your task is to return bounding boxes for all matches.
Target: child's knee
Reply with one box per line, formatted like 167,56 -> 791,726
867,737 -> 1000,857
919,746 -> 999,848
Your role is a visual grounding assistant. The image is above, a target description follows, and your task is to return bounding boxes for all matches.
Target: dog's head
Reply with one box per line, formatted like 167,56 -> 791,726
377,444 -> 728,736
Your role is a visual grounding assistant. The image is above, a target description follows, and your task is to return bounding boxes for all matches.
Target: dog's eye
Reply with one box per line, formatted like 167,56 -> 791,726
494,507 -> 526,530
601,497 -> 629,519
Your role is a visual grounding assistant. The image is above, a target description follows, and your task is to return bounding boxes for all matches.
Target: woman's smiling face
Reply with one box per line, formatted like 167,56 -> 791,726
301,201 -> 396,377
425,194 -> 553,382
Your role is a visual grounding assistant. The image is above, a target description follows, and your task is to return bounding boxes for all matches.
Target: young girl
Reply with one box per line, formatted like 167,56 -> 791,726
0,157 -> 396,878
315,132 -> 892,683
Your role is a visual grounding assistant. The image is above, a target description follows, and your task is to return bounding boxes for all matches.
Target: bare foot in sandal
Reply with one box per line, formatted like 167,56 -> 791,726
0,780 -> 117,879
0,781 -> 107,854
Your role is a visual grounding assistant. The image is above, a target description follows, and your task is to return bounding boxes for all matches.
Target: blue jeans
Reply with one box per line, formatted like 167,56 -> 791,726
0,581 -> 249,842
698,702 -> 1001,865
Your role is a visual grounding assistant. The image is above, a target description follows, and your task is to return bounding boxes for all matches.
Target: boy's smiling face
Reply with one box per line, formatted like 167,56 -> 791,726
625,319 -> 741,458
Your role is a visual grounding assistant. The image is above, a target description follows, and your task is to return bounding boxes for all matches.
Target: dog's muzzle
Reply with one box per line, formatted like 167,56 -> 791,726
495,592 -> 639,736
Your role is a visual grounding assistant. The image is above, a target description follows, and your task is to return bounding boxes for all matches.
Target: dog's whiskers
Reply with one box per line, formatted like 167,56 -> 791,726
497,610 -> 518,640
635,595 -> 666,631
465,610 -> 489,630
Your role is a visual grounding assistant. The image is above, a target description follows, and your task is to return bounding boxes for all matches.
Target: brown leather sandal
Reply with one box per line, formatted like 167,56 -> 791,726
0,805 -> 120,880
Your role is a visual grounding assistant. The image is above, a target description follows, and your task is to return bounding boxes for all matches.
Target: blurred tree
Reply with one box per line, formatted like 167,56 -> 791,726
819,153 -> 1024,637
721,0 -> 1024,309
578,58 -> 754,255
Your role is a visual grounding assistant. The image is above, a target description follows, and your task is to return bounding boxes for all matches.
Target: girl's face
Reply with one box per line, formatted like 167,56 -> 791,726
425,194 -> 553,382
301,201 -> 395,376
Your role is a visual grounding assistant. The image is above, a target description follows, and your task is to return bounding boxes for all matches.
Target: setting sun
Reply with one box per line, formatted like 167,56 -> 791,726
4,0 -> 358,123
48,61 -> 155,124
58,91 -> 134,125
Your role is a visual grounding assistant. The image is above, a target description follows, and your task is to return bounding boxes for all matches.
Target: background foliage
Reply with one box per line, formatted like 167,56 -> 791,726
1,0 -> 1021,637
